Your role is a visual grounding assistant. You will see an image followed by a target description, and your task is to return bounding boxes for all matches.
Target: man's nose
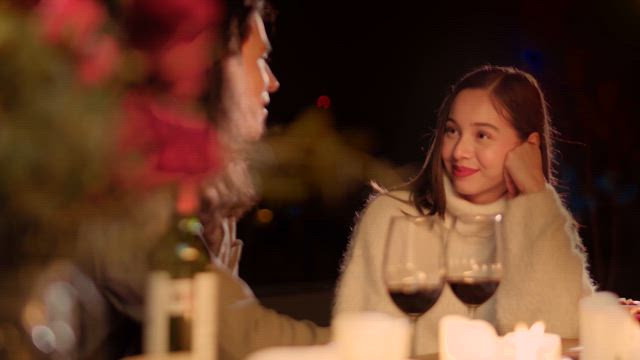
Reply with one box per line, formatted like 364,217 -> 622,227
266,64 -> 280,93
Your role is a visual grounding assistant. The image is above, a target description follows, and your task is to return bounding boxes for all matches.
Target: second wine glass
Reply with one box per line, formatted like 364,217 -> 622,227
384,215 -> 445,358
446,213 -> 503,318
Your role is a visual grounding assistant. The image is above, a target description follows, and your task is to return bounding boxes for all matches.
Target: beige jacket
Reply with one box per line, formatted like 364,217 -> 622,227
215,266 -> 330,360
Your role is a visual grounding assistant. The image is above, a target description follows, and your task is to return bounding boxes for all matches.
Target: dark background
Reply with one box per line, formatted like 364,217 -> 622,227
237,0 -> 640,324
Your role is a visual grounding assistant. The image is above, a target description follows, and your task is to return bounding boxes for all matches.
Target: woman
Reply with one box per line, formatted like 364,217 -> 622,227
334,65 -> 595,355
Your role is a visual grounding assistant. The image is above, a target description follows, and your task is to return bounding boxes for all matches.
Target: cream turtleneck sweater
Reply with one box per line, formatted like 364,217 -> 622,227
333,177 -> 594,355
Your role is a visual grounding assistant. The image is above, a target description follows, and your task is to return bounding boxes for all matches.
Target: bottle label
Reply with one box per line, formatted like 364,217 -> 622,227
168,278 -> 193,318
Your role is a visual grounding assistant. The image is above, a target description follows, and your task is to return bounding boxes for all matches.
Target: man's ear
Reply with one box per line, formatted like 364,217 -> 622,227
528,132 -> 541,146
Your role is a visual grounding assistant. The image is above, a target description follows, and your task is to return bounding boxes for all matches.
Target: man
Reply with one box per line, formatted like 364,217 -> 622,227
2,0 -> 326,358
199,1 -> 331,359
77,0 -> 328,358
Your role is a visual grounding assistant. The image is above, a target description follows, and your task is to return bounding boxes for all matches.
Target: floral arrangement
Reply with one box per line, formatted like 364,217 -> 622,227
0,0 -> 226,260
0,0 -> 233,355
620,298 -> 640,323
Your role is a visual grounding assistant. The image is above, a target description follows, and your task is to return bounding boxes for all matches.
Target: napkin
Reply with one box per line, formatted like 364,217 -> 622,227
580,291 -> 640,360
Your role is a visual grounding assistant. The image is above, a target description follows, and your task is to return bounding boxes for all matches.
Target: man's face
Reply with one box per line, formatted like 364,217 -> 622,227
222,12 -> 279,142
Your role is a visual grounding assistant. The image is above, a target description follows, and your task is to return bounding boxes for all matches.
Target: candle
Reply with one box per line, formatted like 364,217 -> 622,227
439,316 -> 560,360
192,272 -> 219,360
145,271 -> 171,355
439,315 -> 498,360
333,312 -> 410,360
580,292 -> 640,360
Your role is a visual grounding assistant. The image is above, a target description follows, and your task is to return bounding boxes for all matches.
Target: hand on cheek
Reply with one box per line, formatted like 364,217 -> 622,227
503,132 -> 546,199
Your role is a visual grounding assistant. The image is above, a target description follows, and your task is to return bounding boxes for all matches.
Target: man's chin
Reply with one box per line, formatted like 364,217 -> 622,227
241,114 -> 266,142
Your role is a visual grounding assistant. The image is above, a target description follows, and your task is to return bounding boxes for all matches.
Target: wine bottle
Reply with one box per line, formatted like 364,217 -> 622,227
147,185 -> 212,353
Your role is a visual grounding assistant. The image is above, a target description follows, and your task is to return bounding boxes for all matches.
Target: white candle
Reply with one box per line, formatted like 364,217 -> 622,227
580,292 -> 640,360
439,316 -> 560,360
333,312 -> 410,360
439,315 -> 498,360
145,271 -> 171,355
512,323 -> 536,360
192,272 -> 219,360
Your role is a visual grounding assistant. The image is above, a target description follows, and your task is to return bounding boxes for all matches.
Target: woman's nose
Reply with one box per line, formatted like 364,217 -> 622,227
452,136 -> 472,160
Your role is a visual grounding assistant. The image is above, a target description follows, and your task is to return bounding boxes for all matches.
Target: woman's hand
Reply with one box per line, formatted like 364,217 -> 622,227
503,132 -> 546,199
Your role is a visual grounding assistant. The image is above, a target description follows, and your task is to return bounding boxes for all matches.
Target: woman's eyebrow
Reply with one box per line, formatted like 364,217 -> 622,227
472,122 -> 499,131
447,117 -> 499,131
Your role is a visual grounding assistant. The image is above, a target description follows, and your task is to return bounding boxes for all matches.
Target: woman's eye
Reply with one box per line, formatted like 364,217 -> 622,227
477,131 -> 490,140
445,127 -> 457,135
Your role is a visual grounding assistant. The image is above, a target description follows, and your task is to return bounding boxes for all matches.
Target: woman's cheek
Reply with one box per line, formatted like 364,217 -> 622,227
479,147 -> 506,173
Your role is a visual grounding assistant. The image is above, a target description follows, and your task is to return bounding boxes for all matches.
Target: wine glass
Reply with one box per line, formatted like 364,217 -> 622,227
383,215 -> 445,358
445,213 -> 503,318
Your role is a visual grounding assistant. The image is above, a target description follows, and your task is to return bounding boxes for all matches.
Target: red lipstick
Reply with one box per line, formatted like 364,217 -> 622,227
452,165 -> 479,178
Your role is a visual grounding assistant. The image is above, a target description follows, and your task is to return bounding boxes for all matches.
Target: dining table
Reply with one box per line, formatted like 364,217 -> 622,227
123,338 -> 583,360
417,338 -> 580,360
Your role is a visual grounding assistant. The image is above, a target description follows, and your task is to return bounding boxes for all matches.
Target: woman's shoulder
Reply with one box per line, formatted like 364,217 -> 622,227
359,189 -> 420,220
348,190 -> 420,250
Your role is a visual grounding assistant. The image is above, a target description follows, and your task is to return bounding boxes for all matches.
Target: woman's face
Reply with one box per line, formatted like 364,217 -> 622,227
441,88 -> 522,204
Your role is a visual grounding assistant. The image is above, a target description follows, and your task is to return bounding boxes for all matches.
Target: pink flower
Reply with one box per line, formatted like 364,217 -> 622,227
124,0 -> 220,51
124,0 -> 221,99
154,30 -> 214,99
77,35 -> 121,86
36,0 -> 106,49
115,93 -> 221,198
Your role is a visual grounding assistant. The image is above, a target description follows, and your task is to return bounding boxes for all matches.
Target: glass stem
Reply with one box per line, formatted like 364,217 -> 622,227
468,305 -> 478,319
409,315 -> 419,358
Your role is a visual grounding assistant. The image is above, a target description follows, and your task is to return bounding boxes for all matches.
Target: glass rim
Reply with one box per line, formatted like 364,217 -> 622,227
389,214 -> 432,223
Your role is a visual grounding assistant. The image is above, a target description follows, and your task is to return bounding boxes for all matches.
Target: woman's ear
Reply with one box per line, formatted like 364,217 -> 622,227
527,132 -> 541,146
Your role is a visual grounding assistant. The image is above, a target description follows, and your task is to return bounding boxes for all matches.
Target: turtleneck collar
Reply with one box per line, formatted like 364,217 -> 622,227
443,175 -> 506,220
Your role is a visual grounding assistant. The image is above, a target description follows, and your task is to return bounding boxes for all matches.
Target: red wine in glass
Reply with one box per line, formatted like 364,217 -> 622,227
445,213 -> 503,318
447,277 -> 500,306
388,285 -> 444,316
383,215 -> 445,357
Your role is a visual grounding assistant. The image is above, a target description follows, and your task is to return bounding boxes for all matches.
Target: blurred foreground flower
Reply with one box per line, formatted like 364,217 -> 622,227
36,0 -> 121,86
124,0 -> 220,50
77,34 -> 121,85
116,92 -> 221,213
1,0 -> 225,356
36,0 -> 106,49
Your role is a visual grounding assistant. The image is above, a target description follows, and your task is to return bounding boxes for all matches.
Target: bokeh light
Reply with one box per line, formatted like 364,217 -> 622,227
22,300 -> 47,330
256,208 -> 274,224
31,325 -> 55,354
176,243 -> 201,262
316,95 -> 331,109
49,321 -> 76,354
